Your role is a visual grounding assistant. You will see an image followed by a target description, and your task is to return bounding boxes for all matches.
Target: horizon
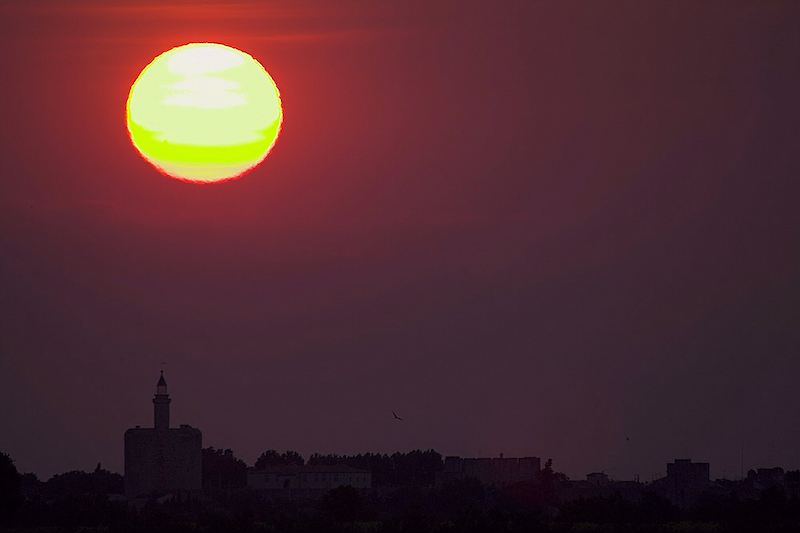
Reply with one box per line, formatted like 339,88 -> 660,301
7,370 -> 793,483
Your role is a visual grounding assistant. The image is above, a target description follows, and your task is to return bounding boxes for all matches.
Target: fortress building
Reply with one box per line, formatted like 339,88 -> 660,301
124,372 -> 202,498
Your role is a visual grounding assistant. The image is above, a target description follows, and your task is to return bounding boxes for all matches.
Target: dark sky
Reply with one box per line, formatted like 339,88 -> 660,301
1,0 -> 799,482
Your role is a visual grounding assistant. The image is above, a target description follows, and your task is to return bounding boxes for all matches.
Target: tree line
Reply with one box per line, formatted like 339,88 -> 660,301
5,450 -> 800,531
203,447 -> 444,489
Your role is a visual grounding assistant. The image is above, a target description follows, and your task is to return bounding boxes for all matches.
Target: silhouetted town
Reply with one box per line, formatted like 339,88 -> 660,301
2,374 -> 799,532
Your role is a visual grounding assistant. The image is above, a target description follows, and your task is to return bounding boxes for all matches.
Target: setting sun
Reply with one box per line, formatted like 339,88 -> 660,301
126,43 -> 282,183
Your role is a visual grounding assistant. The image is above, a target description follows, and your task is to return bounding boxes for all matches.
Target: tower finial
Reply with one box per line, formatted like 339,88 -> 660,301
156,371 -> 168,394
154,371 -> 171,429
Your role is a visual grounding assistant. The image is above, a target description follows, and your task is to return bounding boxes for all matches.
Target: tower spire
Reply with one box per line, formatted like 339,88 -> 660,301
153,371 -> 171,430
157,370 -> 168,395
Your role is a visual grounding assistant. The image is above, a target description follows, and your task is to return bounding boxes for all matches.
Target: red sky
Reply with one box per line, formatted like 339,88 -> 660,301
1,0 -> 800,482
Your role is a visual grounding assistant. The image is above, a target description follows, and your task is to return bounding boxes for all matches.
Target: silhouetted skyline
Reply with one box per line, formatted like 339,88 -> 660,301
1,0 -> 799,484
3,371 -> 800,532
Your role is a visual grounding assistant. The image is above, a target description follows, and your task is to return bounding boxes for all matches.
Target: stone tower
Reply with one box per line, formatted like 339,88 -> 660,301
124,372 -> 202,498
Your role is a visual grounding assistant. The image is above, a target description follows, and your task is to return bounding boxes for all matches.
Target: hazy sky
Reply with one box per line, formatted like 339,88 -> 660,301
1,0 -> 799,482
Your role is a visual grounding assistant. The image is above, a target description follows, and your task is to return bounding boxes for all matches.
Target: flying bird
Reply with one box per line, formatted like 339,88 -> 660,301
392,411 -> 403,421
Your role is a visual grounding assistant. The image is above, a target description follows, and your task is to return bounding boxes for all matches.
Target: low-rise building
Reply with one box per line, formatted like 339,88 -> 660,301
660,459 -> 709,509
586,472 -> 611,487
755,467 -> 785,488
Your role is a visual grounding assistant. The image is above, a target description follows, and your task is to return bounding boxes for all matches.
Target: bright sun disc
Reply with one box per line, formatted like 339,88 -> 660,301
126,43 -> 282,183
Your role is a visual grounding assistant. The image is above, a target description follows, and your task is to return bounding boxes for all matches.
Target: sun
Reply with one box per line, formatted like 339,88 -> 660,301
126,43 -> 282,183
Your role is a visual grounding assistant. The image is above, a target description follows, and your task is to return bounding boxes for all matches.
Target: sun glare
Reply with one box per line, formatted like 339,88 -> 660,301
126,43 -> 282,183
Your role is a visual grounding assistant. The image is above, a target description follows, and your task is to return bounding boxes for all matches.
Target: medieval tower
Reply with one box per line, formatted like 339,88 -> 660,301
124,372 -> 202,498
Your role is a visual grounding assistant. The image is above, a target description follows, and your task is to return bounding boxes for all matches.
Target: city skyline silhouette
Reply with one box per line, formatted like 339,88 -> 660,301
3,371 -> 800,530
2,0 -> 799,491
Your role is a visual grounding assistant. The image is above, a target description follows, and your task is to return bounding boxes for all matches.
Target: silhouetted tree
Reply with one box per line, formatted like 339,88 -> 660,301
21,493 -> 130,529
0,452 -> 23,525
254,449 -> 305,469
282,450 -> 304,466
20,473 -> 42,499
255,449 -> 281,469
321,485 -> 364,522
308,449 -> 443,487
637,490 -> 677,523
537,458 -> 567,505
558,492 -> 634,526
39,465 -> 123,499
758,486 -> 789,523
202,447 -> 247,489
439,477 -> 486,514
497,458 -> 568,513
393,449 -> 444,487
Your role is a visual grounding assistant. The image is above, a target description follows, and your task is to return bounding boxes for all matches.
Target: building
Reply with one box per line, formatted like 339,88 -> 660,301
436,455 -> 541,487
124,372 -> 202,498
755,467 -> 785,488
247,464 -> 371,492
662,459 -> 709,508
586,472 -> 611,487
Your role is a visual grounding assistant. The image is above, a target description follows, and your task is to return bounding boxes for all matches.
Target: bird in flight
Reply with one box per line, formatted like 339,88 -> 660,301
392,411 -> 403,421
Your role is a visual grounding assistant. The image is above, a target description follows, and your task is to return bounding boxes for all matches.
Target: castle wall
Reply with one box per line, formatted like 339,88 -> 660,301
124,425 -> 202,498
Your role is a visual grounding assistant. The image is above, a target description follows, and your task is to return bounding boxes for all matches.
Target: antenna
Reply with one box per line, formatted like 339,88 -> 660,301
626,435 -> 632,482
740,435 -> 744,480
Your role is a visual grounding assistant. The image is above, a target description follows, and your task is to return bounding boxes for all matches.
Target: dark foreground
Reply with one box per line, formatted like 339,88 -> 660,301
4,483 -> 800,533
